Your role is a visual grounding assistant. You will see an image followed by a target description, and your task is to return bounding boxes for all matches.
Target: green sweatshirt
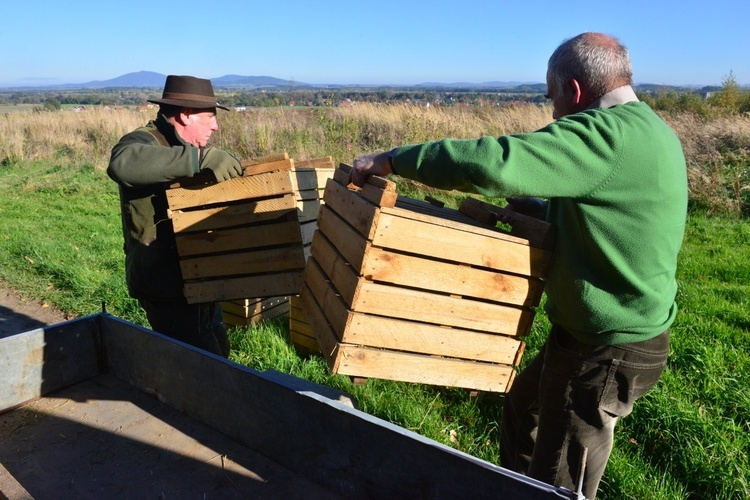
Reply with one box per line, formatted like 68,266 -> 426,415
392,101 -> 687,345
107,114 -> 201,300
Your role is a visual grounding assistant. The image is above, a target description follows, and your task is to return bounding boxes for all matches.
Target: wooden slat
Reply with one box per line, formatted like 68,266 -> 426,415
180,246 -> 305,280
341,312 -> 524,365
291,168 -> 336,192
175,221 -> 302,256
300,284 -> 341,363
316,205 -> 369,271
169,194 -> 297,232
294,156 -> 334,169
241,158 -> 294,176
351,281 -> 534,337
300,220 -> 317,246
322,178 -> 381,239
222,301 -> 290,326
289,330 -> 320,352
167,170 -> 293,210
460,197 -> 555,249
222,296 -> 289,317
333,344 -> 516,393
360,246 -> 545,307
184,271 -> 304,303
309,230 -> 361,305
241,152 -> 289,166
332,164 -> 398,208
302,258 -> 350,337
372,212 -> 551,278
296,199 -> 323,222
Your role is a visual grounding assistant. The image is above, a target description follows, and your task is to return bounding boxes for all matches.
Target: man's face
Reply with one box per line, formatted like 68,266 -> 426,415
178,109 -> 219,147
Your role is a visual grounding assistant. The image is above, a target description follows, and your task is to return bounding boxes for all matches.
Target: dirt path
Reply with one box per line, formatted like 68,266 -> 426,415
0,286 -> 71,338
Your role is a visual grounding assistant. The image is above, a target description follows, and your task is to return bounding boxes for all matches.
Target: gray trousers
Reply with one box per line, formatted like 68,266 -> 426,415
138,298 -> 230,358
500,325 -> 669,499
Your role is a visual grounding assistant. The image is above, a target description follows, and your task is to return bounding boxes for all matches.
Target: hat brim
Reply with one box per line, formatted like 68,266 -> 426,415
148,97 -> 229,111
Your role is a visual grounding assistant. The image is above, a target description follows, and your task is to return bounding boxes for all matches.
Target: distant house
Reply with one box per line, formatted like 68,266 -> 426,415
235,105 -> 247,112
73,106 -> 86,112
339,98 -> 355,107
136,104 -> 155,113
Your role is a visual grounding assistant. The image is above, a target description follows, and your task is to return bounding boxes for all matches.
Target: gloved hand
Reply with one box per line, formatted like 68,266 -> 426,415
200,147 -> 243,182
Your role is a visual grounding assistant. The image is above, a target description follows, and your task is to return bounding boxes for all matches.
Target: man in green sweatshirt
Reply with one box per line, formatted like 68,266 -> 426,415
350,33 -> 687,499
108,75 -> 243,357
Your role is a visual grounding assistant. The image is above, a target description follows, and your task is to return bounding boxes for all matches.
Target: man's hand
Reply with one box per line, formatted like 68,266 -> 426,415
503,197 -> 548,222
200,147 -> 243,182
349,150 -> 392,187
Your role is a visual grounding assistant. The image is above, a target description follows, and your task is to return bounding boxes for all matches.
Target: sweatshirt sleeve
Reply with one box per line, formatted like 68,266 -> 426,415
391,109 -> 625,199
107,130 -> 200,188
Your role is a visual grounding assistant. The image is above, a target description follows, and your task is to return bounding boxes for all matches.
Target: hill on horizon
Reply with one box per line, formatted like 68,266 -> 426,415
0,71 -> 722,92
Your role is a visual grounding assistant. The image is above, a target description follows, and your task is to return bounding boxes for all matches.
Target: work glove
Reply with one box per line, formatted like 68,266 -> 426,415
200,147 -> 243,182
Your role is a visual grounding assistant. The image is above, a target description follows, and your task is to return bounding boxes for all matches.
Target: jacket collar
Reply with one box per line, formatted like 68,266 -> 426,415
587,85 -> 639,110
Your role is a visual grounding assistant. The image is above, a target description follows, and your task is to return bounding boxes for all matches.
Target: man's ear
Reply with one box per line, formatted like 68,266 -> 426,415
176,107 -> 192,125
567,78 -> 584,105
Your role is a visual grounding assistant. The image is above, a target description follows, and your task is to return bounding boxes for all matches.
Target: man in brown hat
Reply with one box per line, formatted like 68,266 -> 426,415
107,75 -> 243,357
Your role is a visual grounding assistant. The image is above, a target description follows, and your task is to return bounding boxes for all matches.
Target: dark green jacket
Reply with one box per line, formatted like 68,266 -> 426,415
107,114 -> 200,300
392,101 -> 687,345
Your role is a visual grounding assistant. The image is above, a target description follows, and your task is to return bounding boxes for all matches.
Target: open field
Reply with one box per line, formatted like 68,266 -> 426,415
0,105 -> 748,499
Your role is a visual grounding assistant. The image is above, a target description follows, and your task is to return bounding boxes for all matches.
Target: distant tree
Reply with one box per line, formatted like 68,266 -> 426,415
43,98 -> 62,111
708,70 -> 741,112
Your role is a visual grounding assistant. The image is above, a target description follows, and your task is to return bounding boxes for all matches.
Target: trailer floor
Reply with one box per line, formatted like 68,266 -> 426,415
0,373 -> 341,499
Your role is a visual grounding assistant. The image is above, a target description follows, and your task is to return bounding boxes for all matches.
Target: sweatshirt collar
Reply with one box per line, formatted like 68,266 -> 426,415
587,85 -> 639,110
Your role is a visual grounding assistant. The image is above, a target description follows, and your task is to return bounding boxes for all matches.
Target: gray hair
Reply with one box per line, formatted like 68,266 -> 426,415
547,32 -> 633,99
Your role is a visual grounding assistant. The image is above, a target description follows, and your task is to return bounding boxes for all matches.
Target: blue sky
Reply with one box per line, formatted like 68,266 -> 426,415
2,0 -> 748,88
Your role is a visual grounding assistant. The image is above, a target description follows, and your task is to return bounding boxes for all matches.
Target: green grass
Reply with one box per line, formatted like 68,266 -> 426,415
1,160 -> 748,499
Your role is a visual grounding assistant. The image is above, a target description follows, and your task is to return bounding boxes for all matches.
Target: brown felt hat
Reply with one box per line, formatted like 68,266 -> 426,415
148,75 -> 228,111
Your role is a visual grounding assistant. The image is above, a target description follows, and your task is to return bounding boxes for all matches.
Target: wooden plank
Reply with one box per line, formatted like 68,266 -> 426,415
322,178 -> 381,240
167,170 -> 293,210
241,158 -> 294,176
332,165 -> 398,208
289,330 -> 320,352
360,246 -> 545,307
460,197 -> 555,249
180,246 -> 306,280
351,281 -> 535,337
175,220 -> 303,256
294,156 -> 334,169
291,168 -> 336,192
316,205 -> 369,271
297,199 -> 323,222
222,296 -> 289,317
309,230 -> 362,305
222,301 -> 290,326
289,304 -> 307,323
169,194 -> 297,232
290,319 -> 314,338
302,258 -> 351,337
300,220 -> 317,246
241,152 -> 289,167
183,271 -> 304,303
382,204 -> 534,248
333,344 -> 516,393
341,312 -> 524,365
372,212 -> 551,278
300,284 -> 341,363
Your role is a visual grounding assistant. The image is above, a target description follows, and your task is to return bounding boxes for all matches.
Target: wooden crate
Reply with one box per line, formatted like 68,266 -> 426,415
299,165 -> 554,393
222,296 -> 290,327
166,154 -> 334,304
288,295 -> 320,353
